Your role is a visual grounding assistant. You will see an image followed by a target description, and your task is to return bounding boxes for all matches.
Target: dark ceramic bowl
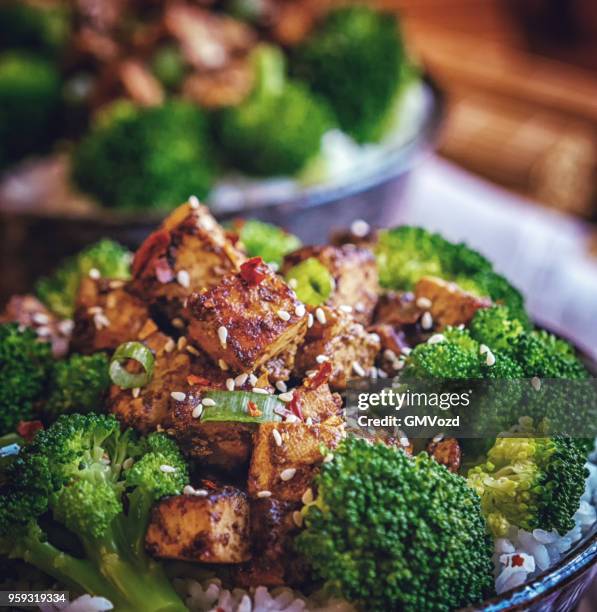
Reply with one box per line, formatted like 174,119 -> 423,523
0,77 -> 442,303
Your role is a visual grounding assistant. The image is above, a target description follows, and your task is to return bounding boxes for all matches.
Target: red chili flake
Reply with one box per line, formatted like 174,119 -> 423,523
225,230 -> 241,246
132,229 -> 170,277
511,554 -> 525,567
305,362 -> 333,390
247,400 -> 262,417
289,394 -> 304,421
201,479 -> 219,490
240,257 -> 268,285
187,375 -> 211,386
17,420 -> 44,442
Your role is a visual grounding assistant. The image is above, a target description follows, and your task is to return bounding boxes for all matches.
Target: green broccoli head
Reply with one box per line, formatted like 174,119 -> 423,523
44,353 -> 111,419
375,226 -> 529,326
236,219 -> 301,266
0,52 -> 62,170
0,324 -> 53,435
296,437 -> 495,611
292,5 -> 404,143
72,101 -> 214,210
0,413 -> 188,611
217,44 -> 334,176
35,239 -> 132,318
468,436 -> 588,537
470,306 -> 525,353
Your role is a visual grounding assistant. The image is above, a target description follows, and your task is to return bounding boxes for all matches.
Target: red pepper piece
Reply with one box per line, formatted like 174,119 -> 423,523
288,394 -> 304,421
17,420 -> 44,442
132,229 -> 170,277
305,362 -> 333,390
187,375 -> 211,386
240,257 -> 268,285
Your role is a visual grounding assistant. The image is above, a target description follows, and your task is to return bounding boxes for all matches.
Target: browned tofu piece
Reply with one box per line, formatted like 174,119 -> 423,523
415,276 -> 491,329
293,306 -> 380,390
110,332 -> 229,434
291,379 -> 342,423
169,390 -> 256,471
248,419 -> 344,502
0,294 -> 70,358
71,277 -> 151,354
282,244 -> 379,324
374,291 -> 422,327
426,436 -> 461,473
187,259 -> 308,374
233,498 -> 308,588
131,202 -> 245,322
145,488 -> 250,563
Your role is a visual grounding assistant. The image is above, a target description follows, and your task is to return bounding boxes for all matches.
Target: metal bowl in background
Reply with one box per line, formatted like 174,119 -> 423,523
0,77 -> 443,304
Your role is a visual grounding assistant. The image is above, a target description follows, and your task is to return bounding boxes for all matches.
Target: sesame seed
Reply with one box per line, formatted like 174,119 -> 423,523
479,344 -> 489,355
295,304 -> 306,317
384,349 -> 397,360
188,195 -> 200,209
159,464 -> 176,473
58,319 -> 74,335
32,312 -> 50,325
302,488 -> 314,505
226,378 -> 235,391
93,314 -> 110,330
306,370 -> 317,377
109,279 -> 125,289
315,308 -> 326,325
202,398 -> 216,407
217,326 -> 228,347
401,347 -> 412,356
428,333 -> 446,344
394,360 -> 405,371
416,297 -> 432,309
323,453 -> 334,463
87,306 -> 102,315
235,373 -> 249,386
315,354 -> 329,364
272,429 -> 283,447
400,436 -> 410,448
306,417 -> 313,425
279,392 -> 294,403
186,345 -> 200,356
132,387 -> 140,398
433,433 -> 444,443
485,350 -> 496,367
218,359 -> 229,371
252,387 -> 269,395
192,404 -> 203,418
193,489 -> 208,497
288,278 -> 298,289
352,362 -> 366,377
268,262 -> 279,272
368,333 -> 381,343
275,380 -> 287,393
177,270 -> 190,288
122,458 -> 134,470
350,219 -> 370,237
249,373 -> 258,385
307,313 -> 314,328
378,369 -> 388,378
339,304 -> 353,313
89,268 -> 101,279
285,414 -> 300,423
280,468 -> 296,481
177,337 -> 187,350
421,311 -> 433,330
171,391 -> 186,402
36,325 -> 52,336
277,309 -> 291,322
354,302 -> 365,312
531,376 -> 541,391
370,367 -> 378,379
172,317 -> 185,329
164,338 -> 175,353
257,490 -> 272,498
183,485 -> 196,496
457,323 -> 465,330
292,511 -> 304,527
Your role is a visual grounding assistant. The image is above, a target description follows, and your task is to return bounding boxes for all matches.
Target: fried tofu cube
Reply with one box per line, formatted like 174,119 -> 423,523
415,276 -> 491,329
169,389 -> 256,471
282,244 -> 379,324
71,278 -> 151,354
233,497 -> 308,587
374,291 -> 421,327
131,202 -> 245,322
293,306 -> 380,390
145,487 -> 250,563
187,259 -> 308,374
291,379 -> 342,423
248,419 -> 344,502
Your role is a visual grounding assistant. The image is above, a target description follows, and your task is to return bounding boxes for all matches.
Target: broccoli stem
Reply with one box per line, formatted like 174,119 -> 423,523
251,45 -> 285,98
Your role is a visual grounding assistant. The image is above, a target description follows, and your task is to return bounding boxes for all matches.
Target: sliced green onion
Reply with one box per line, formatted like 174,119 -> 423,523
199,390 -> 284,424
285,257 -> 335,306
109,341 -> 155,389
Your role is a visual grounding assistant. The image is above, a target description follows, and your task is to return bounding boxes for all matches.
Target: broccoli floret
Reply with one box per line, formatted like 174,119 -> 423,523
0,324 -> 53,436
470,306 -> 525,353
72,101 -> 214,210
0,52 -> 62,170
35,239 -> 131,319
0,2 -> 69,57
375,226 -> 529,326
217,45 -> 334,176
45,353 -> 110,419
296,437 -> 494,611
468,436 -> 588,537
0,413 -> 188,611
292,6 -> 404,143
236,219 -> 301,266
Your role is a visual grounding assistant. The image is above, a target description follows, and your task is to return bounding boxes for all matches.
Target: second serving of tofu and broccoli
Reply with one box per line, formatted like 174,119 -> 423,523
1,202 -> 596,611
